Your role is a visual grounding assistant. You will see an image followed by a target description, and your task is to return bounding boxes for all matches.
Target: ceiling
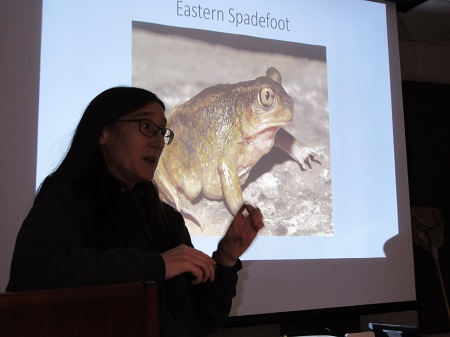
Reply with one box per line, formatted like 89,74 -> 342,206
394,0 -> 450,46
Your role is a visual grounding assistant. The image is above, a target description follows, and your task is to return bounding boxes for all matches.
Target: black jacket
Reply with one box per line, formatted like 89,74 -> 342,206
7,174 -> 241,337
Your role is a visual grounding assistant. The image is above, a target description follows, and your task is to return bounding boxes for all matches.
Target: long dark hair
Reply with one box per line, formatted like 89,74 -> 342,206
36,86 -> 165,201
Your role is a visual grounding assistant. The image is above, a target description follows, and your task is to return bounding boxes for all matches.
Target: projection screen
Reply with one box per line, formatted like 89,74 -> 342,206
36,0 -> 415,317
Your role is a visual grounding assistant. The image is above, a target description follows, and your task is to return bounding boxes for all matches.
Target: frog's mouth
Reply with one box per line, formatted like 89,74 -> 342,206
247,125 -> 284,148
250,121 -> 289,139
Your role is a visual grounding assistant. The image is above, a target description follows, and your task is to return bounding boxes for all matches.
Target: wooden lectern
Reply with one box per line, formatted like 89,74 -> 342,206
0,282 -> 159,337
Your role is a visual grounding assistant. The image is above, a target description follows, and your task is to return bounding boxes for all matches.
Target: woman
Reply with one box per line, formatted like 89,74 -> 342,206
7,87 -> 264,337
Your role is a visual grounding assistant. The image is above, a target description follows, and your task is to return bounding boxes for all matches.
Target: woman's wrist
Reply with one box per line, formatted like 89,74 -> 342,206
212,251 -> 237,268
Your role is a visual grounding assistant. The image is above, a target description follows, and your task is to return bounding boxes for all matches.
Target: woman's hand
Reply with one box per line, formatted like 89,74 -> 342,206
161,244 -> 217,285
214,204 -> 264,267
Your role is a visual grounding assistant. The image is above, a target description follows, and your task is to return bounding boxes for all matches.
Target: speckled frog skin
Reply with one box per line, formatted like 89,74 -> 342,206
155,67 -> 319,225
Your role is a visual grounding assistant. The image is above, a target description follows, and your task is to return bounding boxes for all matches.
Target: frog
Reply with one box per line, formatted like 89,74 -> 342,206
154,67 -> 320,227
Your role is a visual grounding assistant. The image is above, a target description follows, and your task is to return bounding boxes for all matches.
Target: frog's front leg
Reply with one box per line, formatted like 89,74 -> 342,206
274,128 -> 321,170
218,156 -> 244,215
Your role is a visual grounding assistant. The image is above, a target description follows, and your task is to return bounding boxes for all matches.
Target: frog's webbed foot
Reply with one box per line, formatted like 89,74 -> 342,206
155,167 -> 205,230
292,145 -> 321,171
154,162 -> 182,209
302,152 -> 321,170
178,193 -> 205,230
274,127 -> 321,171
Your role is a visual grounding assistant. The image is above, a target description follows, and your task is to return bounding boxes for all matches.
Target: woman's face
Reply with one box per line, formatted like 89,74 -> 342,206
99,101 -> 166,190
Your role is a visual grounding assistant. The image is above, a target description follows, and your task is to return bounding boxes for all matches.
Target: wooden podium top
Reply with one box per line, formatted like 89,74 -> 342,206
0,282 -> 159,337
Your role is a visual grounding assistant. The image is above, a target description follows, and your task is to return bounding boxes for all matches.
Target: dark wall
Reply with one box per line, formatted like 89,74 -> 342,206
402,81 -> 450,333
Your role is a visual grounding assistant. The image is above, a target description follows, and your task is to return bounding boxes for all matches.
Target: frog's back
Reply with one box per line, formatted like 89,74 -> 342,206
167,67 -> 292,140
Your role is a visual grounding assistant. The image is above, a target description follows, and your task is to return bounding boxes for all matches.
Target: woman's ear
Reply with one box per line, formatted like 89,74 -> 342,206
99,126 -> 109,145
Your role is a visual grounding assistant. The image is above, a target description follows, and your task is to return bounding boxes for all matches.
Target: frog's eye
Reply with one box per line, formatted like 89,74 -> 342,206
259,87 -> 274,107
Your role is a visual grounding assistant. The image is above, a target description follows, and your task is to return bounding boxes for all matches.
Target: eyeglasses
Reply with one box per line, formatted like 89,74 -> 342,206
115,119 -> 174,145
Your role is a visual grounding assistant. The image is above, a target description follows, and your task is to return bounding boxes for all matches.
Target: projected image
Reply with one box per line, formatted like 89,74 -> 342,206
132,22 -> 332,236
